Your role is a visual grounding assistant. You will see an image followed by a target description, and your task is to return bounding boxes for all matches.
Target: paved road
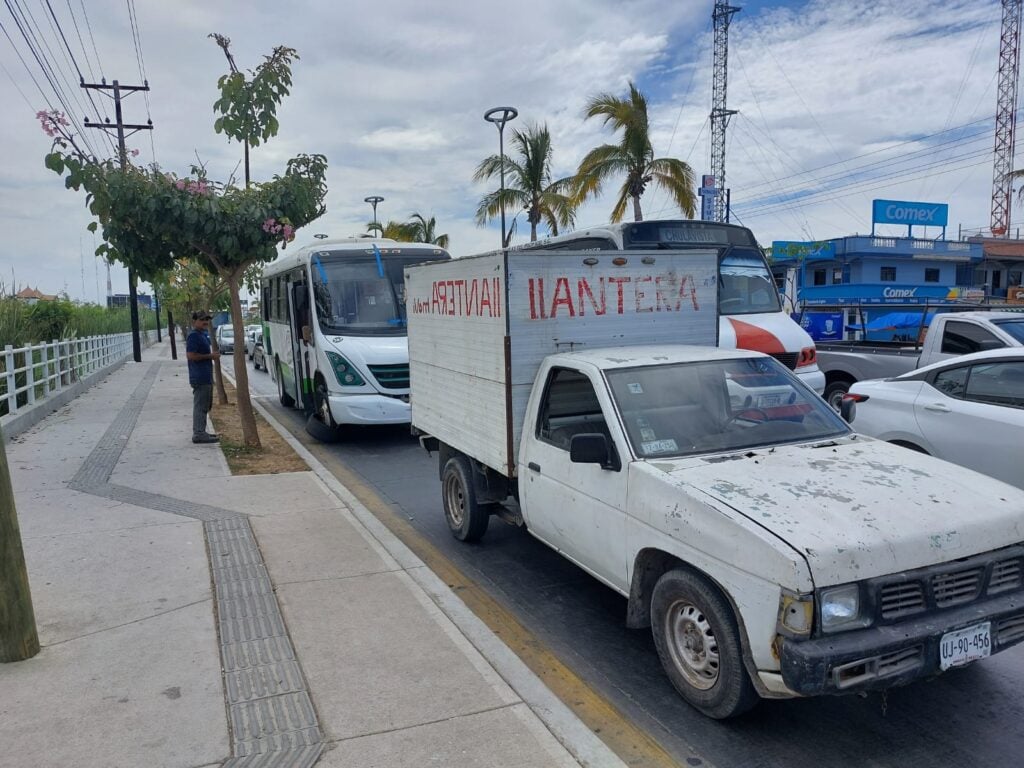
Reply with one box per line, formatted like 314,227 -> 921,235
239,356 -> 1024,768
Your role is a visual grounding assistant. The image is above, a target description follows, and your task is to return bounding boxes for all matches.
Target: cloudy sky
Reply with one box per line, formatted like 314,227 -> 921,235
0,0 -> 1007,304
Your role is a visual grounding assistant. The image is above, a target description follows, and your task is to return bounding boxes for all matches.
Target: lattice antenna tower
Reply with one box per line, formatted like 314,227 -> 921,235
991,0 -> 1022,237
710,1 -> 741,223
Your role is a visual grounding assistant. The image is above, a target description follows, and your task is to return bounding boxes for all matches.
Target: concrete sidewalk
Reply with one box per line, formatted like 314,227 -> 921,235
1,340 -> 626,768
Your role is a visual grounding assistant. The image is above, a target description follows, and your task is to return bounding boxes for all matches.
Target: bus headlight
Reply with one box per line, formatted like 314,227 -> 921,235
819,584 -> 871,633
325,351 -> 365,387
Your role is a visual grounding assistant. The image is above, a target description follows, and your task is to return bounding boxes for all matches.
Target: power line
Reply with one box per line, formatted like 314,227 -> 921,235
42,0 -> 117,155
76,0 -> 101,76
736,138 -> 1024,219
125,0 -> 153,161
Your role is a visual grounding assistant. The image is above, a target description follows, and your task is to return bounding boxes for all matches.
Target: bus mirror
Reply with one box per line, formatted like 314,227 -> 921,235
302,325 -> 313,344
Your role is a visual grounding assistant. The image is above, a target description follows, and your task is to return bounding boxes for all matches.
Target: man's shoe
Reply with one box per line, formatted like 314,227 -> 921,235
192,433 -> 220,444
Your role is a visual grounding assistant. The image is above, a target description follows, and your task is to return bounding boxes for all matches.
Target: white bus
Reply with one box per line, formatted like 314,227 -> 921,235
261,238 -> 450,440
518,220 -> 825,392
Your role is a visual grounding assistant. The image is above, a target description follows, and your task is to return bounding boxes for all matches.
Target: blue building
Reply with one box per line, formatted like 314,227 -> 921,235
769,199 -> 993,341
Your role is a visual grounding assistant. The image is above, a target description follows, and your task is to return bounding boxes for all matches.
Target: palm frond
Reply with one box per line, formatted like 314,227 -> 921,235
475,187 -> 529,226
610,178 -> 632,223
649,157 -> 697,218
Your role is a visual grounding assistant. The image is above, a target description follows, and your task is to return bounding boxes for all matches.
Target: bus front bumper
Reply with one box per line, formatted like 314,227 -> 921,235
328,393 -> 410,425
796,366 -> 825,394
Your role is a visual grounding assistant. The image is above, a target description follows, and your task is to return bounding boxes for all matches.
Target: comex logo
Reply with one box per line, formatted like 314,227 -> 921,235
883,287 -> 917,298
884,204 -> 940,223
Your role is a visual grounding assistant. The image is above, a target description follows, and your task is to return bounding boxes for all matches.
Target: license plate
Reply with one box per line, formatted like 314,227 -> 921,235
757,394 -> 782,408
939,622 -> 991,671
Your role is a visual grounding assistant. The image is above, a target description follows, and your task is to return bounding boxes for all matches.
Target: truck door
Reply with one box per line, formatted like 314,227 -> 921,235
519,366 -> 630,591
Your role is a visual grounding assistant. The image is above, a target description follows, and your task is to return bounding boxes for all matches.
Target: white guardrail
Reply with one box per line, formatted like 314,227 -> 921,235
1,331 -> 155,418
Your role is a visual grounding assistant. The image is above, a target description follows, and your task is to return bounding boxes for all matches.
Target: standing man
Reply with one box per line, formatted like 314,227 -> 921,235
186,311 -> 221,444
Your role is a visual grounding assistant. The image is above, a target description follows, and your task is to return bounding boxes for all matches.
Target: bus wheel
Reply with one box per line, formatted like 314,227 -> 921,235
306,377 -> 340,443
442,455 -> 490,542
276,360 -> 295,408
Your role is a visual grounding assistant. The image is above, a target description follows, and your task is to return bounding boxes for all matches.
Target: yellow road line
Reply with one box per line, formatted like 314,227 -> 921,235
293,430 -> 693,768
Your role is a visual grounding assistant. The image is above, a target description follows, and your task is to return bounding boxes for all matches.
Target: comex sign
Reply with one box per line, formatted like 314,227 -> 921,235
872,199 -> 948,237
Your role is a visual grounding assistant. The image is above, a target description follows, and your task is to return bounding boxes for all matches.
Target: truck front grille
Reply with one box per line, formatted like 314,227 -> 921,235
368,364 -> 409,390
769,352 -> 799,370
872,546 -> 1024,622
997,615 -> 1024,645
879,582 -> 926,619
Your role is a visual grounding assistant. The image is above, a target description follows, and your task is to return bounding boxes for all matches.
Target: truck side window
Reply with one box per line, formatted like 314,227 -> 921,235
941,322 -> 1001,355
536,368 -> 611,451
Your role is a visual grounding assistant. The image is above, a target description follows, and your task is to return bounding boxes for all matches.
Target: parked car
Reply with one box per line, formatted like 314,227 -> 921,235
245,325 -> 261,359
252,331 -> 266,371
215,324 -> 236,354
844,347 -> 1024,489
816,311 -> 1024,409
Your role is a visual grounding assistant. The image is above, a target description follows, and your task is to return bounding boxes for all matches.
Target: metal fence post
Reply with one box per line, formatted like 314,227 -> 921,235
25,346 -> 35,406
3,345 -> 15,416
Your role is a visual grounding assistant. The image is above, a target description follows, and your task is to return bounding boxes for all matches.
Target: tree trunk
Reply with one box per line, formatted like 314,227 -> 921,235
633,194 -> 643,222
0,422 -> 40,662
530,221 -> 537,242
228,271 -> 261,448
212,336 -> 229,406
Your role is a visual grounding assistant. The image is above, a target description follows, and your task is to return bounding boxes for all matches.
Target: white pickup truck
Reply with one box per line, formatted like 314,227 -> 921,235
817,311 -> 1024,409
406,250 -> 1024,719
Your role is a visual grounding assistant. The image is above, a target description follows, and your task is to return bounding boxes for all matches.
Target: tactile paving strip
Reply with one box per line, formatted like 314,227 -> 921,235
65,362 -> 323,766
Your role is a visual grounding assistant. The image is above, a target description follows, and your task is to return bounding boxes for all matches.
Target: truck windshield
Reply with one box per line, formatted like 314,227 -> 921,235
993,318 -> 1024,344
606,357 -> 848,459
311,254 -> 438,336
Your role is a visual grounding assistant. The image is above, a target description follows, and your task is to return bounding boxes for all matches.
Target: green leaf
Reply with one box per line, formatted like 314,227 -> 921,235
87,221 -> 97,233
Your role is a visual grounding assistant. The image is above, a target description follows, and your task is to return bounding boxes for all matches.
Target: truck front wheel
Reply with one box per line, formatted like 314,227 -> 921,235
651,569 -> 758,719
442,455 -> 490,542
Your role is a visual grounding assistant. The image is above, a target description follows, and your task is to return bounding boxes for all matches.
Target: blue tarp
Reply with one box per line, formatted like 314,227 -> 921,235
847,311 -> 936,332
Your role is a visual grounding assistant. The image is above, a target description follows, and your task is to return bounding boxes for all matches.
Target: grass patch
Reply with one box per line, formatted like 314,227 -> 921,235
209,379 -> 309,476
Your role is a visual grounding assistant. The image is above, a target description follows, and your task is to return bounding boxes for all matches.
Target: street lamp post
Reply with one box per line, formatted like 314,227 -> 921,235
484,106 -> 518,249
364,196 -> 385,236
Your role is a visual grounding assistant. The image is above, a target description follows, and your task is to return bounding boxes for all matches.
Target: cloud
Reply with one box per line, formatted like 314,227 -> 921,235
357,127 -> 450,152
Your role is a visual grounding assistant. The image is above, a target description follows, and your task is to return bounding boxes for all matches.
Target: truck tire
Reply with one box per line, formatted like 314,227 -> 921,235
442,455 -> 490,542
651,569 -> 758,719
823,380 -> 852,411
276,360 -> 295,407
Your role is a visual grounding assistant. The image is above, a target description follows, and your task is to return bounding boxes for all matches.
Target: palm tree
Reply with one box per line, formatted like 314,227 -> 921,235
574,82 -> 696,222
406,213 -> 449,249
366,220 -> 417,240
474,123 -> 576,243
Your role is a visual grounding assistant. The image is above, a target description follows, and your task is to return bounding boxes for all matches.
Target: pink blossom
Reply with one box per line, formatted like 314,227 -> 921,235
175,180 -> 186,190
130,148 -> 140,157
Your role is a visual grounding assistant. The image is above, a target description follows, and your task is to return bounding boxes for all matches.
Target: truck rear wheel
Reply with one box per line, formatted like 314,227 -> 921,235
651,569 -> 758,719
823,380 -> 852,411
442,455 -> 490,542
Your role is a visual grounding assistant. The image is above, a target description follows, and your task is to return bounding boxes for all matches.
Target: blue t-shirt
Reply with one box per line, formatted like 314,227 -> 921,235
186,329 -> 213,385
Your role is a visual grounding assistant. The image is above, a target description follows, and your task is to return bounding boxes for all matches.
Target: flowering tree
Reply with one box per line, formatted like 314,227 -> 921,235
41,110 -> 328,447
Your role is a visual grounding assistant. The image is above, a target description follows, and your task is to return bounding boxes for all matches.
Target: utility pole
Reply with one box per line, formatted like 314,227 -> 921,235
0,423 -> 39,662
81,78 -> 153,362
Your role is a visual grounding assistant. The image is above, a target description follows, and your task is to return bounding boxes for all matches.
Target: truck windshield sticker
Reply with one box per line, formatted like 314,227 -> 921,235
642,438 -> 678,454
640,427 -> 657,442
628,382 -> 644,394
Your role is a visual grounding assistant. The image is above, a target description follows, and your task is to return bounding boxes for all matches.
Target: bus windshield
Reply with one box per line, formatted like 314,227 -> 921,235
311,253 -> 437,336
720,250 -> 782,314
621,222 -> 780,315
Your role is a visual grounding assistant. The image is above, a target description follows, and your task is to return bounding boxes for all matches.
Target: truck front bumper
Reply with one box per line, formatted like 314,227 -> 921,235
779,592 -> 1024,695
328,393 -> 410,425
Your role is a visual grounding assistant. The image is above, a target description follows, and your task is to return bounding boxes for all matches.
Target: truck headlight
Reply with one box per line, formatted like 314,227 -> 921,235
819,584 -> 871,633
325,351 -> 365,387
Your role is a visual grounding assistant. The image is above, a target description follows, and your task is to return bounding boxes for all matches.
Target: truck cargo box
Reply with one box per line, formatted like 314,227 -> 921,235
406,249 -> 719,476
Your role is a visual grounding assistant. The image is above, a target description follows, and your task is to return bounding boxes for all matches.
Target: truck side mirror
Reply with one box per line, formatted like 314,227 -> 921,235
570,433 -> 620,471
